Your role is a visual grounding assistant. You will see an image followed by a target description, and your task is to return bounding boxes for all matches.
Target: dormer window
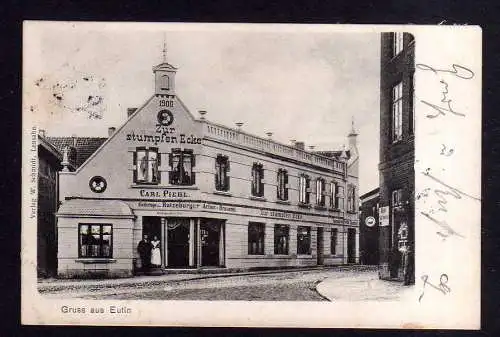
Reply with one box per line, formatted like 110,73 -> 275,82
161,74 -> 170,90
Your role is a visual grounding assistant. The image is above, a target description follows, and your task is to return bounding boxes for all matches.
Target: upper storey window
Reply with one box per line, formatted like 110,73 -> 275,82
134,147 -> 160,184
277,169 -> 289,201
392,32 -> 404,57
169,149 -> 195,185
251,163 -> 264,197
347,185 -> 357,213
316,178 -> 326,206
392,81 -> 403,142
215,155 -> 230,191
299,174 -> 311,205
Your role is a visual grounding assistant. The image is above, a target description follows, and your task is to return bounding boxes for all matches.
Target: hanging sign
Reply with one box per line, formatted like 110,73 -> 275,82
379,206 -> 390,227
365,216 -> 376,227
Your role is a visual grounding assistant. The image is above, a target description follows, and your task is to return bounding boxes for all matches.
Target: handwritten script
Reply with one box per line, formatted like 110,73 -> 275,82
416,62 -> 479,302
416,63 -> 474,119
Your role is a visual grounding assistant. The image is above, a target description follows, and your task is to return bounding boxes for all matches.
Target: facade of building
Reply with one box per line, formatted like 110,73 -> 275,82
37,134 -> 62,277
378,32 -> 415,284
359,187 -> 379,265
54,57 -> 360,278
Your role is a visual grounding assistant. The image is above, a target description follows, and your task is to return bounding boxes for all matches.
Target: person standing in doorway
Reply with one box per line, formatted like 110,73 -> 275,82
137,234 -> 152,272
151,235 -> 161,268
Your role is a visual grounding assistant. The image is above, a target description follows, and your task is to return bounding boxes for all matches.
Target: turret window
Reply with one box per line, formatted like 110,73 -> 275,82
161,74 -> 170,90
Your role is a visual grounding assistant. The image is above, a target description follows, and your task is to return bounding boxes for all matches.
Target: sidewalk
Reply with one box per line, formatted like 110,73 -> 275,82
316,270 -> 415,301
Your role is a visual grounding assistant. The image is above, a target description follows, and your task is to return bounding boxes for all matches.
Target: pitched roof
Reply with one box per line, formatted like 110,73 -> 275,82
46,136 -> 107,169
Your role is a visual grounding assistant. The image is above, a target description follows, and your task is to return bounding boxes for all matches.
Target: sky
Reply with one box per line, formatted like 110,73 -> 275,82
25,22 -> 381,194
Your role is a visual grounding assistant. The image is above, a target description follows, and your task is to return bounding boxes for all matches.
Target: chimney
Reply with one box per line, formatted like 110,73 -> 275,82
127,108 -> 137,118
39,129 -> 46,138
72,134 -> 77,147
198,110 -> 207,120
108,127 -> 116,137
266,132 -> 273,139
295,141 -> 305,150
235,122 -> 244,131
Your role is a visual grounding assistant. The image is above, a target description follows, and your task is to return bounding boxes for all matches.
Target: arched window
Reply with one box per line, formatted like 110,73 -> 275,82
161,75 -> 170,90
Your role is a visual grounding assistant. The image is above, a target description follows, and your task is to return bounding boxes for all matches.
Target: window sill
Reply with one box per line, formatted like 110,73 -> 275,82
249,196 -> 267,202
275,200 -> 291,205
298,203 -> 311,209
328,207 -> 341,212
130,184 -> 198,190
314,205 -> 327,211
347,210 -> 358,214
213,190 -> 232,197
75,258 -> 117,264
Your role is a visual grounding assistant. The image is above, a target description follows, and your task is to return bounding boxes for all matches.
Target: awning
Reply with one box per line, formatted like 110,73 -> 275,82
56,199 -> 134,218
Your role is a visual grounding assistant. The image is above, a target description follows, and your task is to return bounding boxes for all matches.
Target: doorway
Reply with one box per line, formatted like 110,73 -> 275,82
347,228 -> 356,263
316,227 -> 324,265
167,219 -> 190,268
200,220 -> 221,267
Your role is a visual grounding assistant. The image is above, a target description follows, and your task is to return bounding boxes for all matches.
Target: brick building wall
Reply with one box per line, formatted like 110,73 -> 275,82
378,32 -> 415,283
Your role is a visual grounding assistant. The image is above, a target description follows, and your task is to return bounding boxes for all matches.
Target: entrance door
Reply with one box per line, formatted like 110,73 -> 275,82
200,220 -> 220,267
167,220 -> 190,268
316,227 -> 324,265
347,228 -> 356,263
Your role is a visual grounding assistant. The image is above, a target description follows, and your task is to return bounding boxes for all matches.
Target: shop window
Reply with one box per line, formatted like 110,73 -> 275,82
335,183 -> 345,210
329,181 -> 336,208
316,178 -> 326,206
392,32 -> 404,57
274,225 -> 289,255
297,226 -> 311,255
134,147 -> 160,184
299,174 -> 310,204
248,222 -> 265,255
392,81 -> 403,142
79,224 -> 112,258
169,149 -> 195,185
331,228 -> 338,255
277,169 -> 289,201
215,155 -> 230,191
347,185 -> 356,212
251,163 -> 264,197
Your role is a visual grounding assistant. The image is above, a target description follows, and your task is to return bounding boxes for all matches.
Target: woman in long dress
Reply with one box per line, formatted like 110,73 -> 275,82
150,236 -> 161,267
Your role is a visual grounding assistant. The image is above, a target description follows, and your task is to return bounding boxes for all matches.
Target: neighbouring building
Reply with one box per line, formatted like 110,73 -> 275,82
53,54 -> 360,278
378,32 -> 415,284
359,187 -> 379,265
37,132 -> 62,277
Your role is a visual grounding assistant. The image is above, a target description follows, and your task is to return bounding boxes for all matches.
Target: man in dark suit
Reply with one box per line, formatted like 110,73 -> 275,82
137,234 -> 152,272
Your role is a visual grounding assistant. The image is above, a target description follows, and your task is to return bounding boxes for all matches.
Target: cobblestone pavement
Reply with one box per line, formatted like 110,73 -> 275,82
38,266 -> 378,301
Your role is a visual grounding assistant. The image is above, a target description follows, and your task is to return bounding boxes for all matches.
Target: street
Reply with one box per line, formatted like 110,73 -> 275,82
36,266 -> 414,301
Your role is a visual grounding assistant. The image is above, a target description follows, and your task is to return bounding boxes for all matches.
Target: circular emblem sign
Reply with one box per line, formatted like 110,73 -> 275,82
89,176 -> 107,193
365,216 -> 376,227
157,109 -> 174,126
